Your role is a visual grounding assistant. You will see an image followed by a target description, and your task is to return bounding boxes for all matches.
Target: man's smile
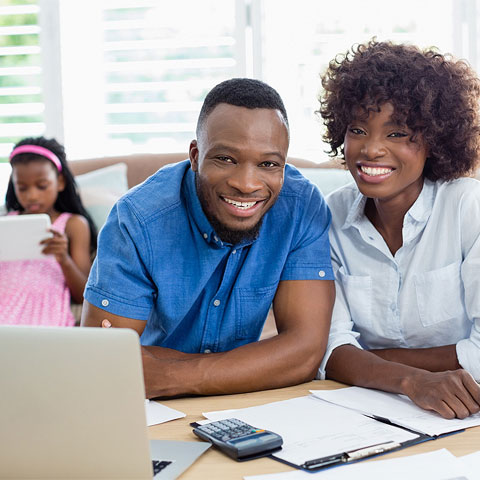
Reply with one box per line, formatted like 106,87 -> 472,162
220,195 -> 266,216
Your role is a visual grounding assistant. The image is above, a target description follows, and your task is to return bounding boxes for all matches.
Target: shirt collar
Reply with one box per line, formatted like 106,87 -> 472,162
342,179 -> 436,231
343,191 -> 368,230
183,167 -> 257,249
405,179 -> 435,224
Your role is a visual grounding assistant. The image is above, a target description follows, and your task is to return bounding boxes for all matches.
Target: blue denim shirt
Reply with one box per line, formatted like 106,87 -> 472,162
84,160 -> 333,353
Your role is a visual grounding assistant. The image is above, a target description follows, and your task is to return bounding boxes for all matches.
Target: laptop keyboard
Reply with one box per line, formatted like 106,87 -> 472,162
152,460 -> 172,475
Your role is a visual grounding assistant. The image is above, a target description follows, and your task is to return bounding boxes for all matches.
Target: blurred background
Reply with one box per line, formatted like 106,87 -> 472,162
0,0 -> 478,163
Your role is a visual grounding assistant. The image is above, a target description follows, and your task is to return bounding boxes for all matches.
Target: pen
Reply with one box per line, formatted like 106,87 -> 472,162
301,441 -> 401,470
345,441 -> 400,461
302,453 -> 347,469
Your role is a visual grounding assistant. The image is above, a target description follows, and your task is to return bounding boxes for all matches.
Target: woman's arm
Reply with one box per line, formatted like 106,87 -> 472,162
369,344 -> 461,371
326,344 -> 480,419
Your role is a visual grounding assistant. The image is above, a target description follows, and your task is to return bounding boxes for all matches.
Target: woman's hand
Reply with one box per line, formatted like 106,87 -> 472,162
402,369 -> 480,419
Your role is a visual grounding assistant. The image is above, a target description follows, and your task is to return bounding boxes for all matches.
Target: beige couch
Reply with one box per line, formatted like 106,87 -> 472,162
70,153 -> 344,188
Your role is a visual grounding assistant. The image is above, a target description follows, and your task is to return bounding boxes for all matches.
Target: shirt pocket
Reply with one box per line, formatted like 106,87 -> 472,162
235,284 -> 278,340
414,261 -> 464,327
337,267 -> 373,329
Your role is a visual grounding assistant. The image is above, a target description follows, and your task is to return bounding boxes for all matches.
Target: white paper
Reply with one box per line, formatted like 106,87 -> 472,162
244,449 -> 471,480
311,387 -> 480,437
203,395 -> 418,466
145,399 -> 185,426
458,451 -> 480,479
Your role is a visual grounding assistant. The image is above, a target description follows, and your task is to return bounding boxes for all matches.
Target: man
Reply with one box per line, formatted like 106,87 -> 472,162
81,78 -> 335,398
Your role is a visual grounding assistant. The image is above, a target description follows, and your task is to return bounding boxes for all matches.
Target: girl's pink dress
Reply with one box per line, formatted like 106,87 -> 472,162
0,212 -> 75,326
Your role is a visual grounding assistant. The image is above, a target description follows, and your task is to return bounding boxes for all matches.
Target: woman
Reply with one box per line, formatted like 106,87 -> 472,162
318,39 -> 480,419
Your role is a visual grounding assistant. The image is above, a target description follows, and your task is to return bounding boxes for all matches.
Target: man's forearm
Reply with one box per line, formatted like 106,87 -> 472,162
369,344 -> 461,372
143,332 -> 325,398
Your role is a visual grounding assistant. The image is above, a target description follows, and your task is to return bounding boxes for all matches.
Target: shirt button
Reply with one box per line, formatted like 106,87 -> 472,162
390,303 -> 396,311
318,270 -> 326,278
214,235 -> 218,242
232,249 -> 236,254
204,349 -> 212,354
203,233 -> 208,239
101,299 -> 109,307
213,299 -> 221,307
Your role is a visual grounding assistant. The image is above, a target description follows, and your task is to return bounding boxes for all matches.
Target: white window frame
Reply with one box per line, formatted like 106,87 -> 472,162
38,0 -> 64,142
35,0 -> 480,159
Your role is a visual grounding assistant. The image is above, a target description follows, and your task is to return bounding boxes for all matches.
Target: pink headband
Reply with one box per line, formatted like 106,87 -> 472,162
9,145 -> 63,172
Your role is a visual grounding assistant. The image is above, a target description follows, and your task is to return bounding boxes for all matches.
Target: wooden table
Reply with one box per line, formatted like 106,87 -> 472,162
148,380 -> 480,479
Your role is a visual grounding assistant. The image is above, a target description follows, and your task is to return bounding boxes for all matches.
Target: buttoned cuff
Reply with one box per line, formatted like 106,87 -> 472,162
316,332 -> 362,380
456,338 -> 480,381
84,286 -> 151,320
281,265 -> 334,281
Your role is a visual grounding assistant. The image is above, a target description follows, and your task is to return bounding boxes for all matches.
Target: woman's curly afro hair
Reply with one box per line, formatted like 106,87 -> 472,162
319,39 -> 480,181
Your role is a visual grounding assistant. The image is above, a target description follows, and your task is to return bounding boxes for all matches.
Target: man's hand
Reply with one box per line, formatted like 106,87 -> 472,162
141,347 -> 184,399
402,369 -> 480,419
141,347 -> 159,398
100,316 -> 193,398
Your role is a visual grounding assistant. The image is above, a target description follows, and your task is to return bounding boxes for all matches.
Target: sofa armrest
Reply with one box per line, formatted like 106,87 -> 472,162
70,153 -> 188,189
69,153 -> 346,190
288,156 -> 346,169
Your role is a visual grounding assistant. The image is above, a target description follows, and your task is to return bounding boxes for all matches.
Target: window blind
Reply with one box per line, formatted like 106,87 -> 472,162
0,1 -> 43,161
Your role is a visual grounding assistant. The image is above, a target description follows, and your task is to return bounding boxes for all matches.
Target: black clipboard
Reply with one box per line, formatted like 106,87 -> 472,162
268,416 -> 463,472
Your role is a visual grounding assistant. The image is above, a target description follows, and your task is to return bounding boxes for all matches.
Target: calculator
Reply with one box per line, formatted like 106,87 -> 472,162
192,418 -> 283,461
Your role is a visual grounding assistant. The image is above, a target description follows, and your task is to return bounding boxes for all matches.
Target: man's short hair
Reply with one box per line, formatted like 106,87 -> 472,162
196,78 -> 289,137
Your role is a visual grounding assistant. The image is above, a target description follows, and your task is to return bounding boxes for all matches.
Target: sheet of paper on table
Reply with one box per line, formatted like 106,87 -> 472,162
243,449 -> 473,480
459,450 -> 480,480
203,395 -> 418,468
310,387 -> 480,437
145,399 -> 185,426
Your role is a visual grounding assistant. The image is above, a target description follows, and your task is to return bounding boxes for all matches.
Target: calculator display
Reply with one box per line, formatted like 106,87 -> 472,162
229,432 -> 279,446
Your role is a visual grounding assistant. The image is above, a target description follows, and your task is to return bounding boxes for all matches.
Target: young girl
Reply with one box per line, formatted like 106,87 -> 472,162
1,136 -> 97,326
318,40 -> 480,419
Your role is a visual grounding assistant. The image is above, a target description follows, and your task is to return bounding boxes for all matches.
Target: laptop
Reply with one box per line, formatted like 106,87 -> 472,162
0,214 -> 53,261
0,326 -> 210,479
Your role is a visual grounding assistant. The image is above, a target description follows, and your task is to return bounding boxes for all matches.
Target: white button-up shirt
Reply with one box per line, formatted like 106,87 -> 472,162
318,178 -> 480,381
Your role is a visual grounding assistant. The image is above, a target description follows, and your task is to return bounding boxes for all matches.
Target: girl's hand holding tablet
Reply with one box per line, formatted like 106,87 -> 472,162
40,228 -> 69,265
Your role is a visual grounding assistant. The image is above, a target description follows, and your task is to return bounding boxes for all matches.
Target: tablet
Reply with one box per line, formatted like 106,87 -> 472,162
0,214 -> 53,262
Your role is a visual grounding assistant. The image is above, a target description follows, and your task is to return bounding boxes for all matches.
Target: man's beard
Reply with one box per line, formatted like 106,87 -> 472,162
195,174 -> 264,245
206,213 -> 263,245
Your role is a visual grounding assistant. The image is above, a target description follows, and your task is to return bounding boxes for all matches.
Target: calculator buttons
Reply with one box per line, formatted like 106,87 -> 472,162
198,420 -> 267,442
193,418 -> 283,460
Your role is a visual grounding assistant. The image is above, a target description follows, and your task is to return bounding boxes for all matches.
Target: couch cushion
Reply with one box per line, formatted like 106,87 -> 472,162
70,153 -> 188,188
75,163 -> 129,232
298,167 -> 353,196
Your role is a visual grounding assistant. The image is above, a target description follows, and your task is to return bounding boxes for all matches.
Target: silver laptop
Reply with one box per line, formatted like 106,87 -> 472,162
0,326 -> 210,479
